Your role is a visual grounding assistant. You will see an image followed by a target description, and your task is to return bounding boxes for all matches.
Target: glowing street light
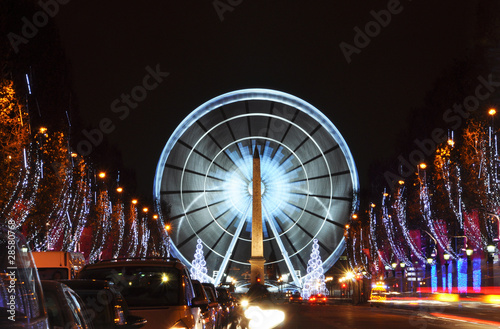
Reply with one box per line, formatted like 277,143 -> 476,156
488,108 -> 497,116
116,187 -> 123,193
352,214 -> 358,220
153,214 -> 158,220
142,207 -> 149,213
98,172 -> 106,179
131,199 -> 138,205
419,163 -> 427,170
39,127 -> 47,134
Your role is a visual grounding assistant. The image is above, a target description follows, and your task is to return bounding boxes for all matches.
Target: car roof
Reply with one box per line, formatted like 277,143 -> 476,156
58,279 -> 113,291
80,257 -> 187,271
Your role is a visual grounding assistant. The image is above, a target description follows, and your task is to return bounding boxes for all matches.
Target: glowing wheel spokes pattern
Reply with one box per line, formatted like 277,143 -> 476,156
154,89 -> 359,287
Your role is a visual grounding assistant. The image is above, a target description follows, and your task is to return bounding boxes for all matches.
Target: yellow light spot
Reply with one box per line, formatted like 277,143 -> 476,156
162,274 -> 168,283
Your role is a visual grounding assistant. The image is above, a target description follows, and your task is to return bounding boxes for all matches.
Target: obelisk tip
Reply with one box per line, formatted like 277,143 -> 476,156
253,147 -> 259,159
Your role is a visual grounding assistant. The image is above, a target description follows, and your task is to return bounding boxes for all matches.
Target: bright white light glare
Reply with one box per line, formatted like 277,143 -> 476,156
241,300 -> 249,307
244,306 -> 285,329
162,274 -> 169,282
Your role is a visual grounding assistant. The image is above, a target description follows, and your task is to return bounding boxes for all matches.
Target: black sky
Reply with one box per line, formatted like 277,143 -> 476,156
51,0 -> 476,197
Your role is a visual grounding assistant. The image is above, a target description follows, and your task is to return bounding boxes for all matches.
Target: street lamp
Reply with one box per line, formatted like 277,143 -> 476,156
465,248 -> 474,256
487,245 -> 496,253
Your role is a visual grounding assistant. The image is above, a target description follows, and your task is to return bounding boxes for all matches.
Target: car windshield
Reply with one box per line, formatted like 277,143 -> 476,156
79,266 -> 181,307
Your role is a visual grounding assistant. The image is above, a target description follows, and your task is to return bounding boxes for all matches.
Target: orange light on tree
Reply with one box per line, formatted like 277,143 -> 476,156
39,127 -> 47,134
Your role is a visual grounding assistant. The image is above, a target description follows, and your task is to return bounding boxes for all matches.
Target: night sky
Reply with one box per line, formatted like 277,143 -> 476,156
51,0 -> 475,197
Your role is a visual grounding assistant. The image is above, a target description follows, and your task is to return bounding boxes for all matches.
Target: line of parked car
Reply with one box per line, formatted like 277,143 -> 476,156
1,225 -> 237,329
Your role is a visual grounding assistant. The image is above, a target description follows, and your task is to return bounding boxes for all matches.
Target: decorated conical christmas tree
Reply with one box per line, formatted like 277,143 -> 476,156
302,239 -> 328,299
190,239 -> 209,282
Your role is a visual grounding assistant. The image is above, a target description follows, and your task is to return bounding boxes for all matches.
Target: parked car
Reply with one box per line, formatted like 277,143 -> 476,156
0,224 -> 49,329
191,280 -> 216,329
288,292 -> 303,304
201,283 -> 223,329
60,279 -> 146,329
41,280 -> 94,329
215,287 -> 236,327
78,258 -> 205,329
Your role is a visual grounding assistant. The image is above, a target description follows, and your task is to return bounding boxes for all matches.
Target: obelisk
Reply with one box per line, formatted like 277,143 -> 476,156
249,147 -> 265,285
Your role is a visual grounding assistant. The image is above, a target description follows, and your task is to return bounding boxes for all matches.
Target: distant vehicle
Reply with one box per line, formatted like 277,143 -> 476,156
60,279 -> 146,329
216,287 -> 236,326
191,280 -> 216,329
0,224 -> 49,329
32,251 -> 85,280
308,294 -> 327,304
201,283 -> 223,329
78,258 -> 205,329
288,292 -> 303,304
41,280 -> 94,329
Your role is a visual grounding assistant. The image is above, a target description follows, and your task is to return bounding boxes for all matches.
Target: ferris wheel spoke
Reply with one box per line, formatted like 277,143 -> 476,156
293,170 -> 350,183
177,139 -> 230,173
263,207 -> 301,286
214,204 -> 251,285
279,108 -> 300,144
165,163 -> 224,181
292,125 -> 322,153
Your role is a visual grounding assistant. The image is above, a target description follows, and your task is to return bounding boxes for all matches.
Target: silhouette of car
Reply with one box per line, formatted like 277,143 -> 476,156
78,258 -> 205,329
0,224 -> 49,329
41,280 -> 94,329
308,294 -> 327,304
288,292 -> 303,304
60,279 -> 146,329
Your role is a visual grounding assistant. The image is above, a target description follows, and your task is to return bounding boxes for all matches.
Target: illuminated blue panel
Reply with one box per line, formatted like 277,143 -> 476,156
457,258 -> 467,294
441,265 -> 446,293
472,257 -> 481,293
431,264 -> 437,293
447,262 -> 453,293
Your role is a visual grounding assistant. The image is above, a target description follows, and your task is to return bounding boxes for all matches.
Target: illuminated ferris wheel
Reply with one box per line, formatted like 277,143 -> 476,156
153,89 -> 359,287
